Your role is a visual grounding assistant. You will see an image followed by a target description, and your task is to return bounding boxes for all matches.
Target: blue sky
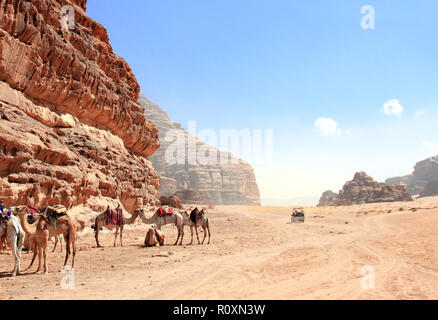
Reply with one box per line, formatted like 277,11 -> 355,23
88,0 -> 438,205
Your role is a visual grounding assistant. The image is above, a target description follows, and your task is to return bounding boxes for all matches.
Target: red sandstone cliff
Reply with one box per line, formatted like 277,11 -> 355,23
0,0 -> 160,212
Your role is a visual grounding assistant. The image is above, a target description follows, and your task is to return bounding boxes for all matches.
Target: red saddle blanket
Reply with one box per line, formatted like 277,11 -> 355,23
156,207 -> 174,217
105,208 -> 123,226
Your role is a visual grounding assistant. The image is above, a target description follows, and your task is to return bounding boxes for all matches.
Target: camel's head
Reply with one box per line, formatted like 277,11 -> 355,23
13,205 -> 27,216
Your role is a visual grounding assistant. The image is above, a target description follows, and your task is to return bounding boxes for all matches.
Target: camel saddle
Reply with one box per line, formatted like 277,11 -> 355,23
156,207 -> 174,217
190,208 -> 205,224
105,207 -> 123,226
44,205 -> 67,226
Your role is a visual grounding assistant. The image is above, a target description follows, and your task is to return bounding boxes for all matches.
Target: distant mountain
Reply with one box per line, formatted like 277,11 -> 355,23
386,156 -> 438,196
139,94 -> 261,206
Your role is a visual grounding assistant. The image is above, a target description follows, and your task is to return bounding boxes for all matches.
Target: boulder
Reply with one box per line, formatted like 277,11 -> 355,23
159,195 -> 182,209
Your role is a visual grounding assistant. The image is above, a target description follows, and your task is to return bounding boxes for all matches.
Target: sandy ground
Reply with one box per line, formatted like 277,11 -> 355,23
1,197 -> 438,300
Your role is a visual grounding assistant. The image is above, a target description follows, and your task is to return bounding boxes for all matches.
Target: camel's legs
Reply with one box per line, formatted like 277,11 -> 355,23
201,226 -> 207,245
42,239 -> 48,274
174,227 -> 181,246
95,220 -> 102,248
120,225 -> 124,247
194,226 -> 200,245
179,226 -> 184,246
59,236 -> 63,253
17,232 -> 24,275
27,241 -> 38,271
113,226 -> 119,247
71,232 -> 77,268
9,239 -> 18,276
189,226 -> 194,245
52,236 -> 63,253
52,237 -> 57,253
36,244 -> 42,273
207,225 -> 211,244
64,232 -> 72,268
11,232 -> 24,276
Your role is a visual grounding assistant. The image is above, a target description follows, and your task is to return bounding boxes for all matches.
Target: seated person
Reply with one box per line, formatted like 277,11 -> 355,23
0,208 -> 11,221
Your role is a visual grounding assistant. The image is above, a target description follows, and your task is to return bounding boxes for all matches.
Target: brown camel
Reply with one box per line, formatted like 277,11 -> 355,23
144,224 -> 165,247
17,207 -> 77,274
93,205 -> 140,248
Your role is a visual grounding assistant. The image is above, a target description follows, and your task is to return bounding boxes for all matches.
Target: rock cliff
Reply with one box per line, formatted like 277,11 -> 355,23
0,0 -> 160,212
386,156 -> 438,196
139,94 -> 261,206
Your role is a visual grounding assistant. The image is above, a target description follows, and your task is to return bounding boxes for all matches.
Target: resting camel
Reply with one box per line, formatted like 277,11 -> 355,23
139,208 -> 184,246
93,205 -> 140,248
179,208 -> 211,245
0,215 -> 25,277
144,224 -> 165,247
17,207 -> 77,274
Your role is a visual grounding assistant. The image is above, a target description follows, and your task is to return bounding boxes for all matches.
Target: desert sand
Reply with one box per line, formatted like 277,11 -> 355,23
1,197 -> 438,300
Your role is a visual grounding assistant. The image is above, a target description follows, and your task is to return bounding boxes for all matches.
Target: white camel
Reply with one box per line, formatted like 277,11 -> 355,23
0,215 -> 25,277
139,208 -> 184,246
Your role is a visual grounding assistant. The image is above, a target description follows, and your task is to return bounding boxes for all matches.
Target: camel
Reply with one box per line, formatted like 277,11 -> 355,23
144,224 -> 165,247
0,234 -> 6,253
17,207 -> 77,274
139,208 -> 184,246
92,205 -> 140,248
179,208 -> 211,245
0,215 -> 25,277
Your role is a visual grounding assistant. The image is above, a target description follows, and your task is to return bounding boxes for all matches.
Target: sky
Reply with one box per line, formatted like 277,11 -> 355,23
87,0 -> 438,206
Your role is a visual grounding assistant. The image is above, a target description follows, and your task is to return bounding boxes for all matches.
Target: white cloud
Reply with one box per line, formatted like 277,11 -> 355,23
382,99 -> 404,116
314,118 -> 342,136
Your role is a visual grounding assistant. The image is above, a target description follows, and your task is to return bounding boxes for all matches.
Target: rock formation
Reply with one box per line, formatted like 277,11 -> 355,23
420,180 -> 438,198
159,195 -> 182,209
386,156 -> 438,196
318,172 -> 413,206
139,94 -> 261,206
0,0 -> 160,212
317,190 -> 338,207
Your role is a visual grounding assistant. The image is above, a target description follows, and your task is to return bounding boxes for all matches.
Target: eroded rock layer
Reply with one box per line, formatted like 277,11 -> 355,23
0,0 -> 160,212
